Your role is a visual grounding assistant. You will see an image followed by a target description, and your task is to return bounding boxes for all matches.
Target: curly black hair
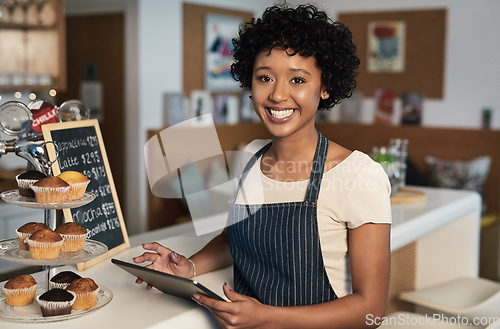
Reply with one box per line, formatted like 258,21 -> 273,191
230,3 -> 360,110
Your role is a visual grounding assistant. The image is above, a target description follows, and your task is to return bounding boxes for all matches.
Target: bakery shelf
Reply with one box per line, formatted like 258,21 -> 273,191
0,190 -> 96,209
0,238 -> 107,266
0,286 -> 112,323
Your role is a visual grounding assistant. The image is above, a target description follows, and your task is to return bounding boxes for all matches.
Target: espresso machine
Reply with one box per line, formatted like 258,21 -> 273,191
0,99 -> 89,175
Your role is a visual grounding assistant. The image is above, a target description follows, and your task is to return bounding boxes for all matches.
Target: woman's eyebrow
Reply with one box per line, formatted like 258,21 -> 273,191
254,66 -> 271,72
254,67 -> 311,75
290,68 -> 311,75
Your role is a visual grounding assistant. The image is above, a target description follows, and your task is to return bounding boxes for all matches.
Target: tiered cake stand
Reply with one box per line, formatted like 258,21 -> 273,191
0,190 -> 112,323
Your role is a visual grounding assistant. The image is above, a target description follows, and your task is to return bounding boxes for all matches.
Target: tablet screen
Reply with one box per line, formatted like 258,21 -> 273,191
111,258 -> 226,301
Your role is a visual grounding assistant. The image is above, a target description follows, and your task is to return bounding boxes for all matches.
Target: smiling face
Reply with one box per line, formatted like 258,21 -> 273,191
251,48 -> 328,139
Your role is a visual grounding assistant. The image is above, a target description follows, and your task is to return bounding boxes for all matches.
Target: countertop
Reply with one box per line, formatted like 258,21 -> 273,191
0,186 -> 482,328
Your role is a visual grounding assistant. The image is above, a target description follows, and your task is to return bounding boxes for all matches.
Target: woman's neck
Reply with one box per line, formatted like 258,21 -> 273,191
261,128 -> 319,181
269,128 -> 318,162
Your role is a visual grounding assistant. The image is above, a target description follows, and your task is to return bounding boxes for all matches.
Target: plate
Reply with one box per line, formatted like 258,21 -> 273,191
0,190 -> 96,209
0,286 -> 112,323
0,239 -> 108,266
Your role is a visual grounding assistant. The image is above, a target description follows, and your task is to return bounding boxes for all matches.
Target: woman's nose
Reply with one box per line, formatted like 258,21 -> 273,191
269,80 -> 288,102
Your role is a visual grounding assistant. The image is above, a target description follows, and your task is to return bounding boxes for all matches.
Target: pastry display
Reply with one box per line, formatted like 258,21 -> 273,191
25,228 -> 64,259
66,278 -> 99,310
36,288 -> 76,317
50,271 -> 82,290
16,170 -> 48,198
16,222 -> 48,250
57,171 -> 90,201
31,176 -> 70,203
55,222 -> 88,252
0,164 -> 109,321
2,274 -> 38,306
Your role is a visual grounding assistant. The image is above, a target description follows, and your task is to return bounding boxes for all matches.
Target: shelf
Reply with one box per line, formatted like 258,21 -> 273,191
0,190 -> 96,210
0,0 -> 65,92
0,238 -> 107,266
0,286 -> 112,323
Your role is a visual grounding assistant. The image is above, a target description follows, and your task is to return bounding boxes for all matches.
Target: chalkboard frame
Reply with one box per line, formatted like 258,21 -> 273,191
42,119 -> 129,270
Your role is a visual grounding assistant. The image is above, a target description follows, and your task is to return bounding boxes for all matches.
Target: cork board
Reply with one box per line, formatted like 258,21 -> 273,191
338,9 -> 446,99
183,3 -> 254,96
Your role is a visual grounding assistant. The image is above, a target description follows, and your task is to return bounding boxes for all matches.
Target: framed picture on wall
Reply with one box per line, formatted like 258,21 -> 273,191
367,21 -> 406,73
204,13 -> 242,91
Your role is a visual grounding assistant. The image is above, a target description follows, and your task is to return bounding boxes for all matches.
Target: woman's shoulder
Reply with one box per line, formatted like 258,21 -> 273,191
325,149 -> 387,180
240,139 -> 272,157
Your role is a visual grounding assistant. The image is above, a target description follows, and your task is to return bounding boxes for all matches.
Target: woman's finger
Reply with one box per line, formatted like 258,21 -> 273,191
142,242 -> 172,256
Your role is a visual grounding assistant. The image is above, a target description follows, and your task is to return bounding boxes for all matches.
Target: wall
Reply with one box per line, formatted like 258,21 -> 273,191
311,0 -> 500,129
64,0 -> 500,234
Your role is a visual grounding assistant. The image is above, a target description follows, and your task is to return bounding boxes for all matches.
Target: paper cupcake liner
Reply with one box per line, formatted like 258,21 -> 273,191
26,239 -> 64,259
49,281 -> 71,290
59,232 -> 88,252
67,181 -> 90,200
15,230 -> 32,250
16,176 -> 39,197
15,176 -> 39,189
2,284 -> 38,306
31,185 -> 70,203
70,287 -> 99,310
36,290 -> 76,317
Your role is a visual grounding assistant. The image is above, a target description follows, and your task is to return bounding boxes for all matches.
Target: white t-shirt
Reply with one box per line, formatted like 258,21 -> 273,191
233,140 -> 392,297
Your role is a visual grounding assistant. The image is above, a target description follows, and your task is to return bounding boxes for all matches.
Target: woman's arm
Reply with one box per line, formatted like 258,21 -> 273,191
189,228 -> 233,277
195,223 -> 391,329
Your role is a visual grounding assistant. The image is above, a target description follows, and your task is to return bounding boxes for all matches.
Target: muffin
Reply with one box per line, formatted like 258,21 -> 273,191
50,271 -> 82,289
55,222 -> 88,252
57,171 -> 90,201
2,274 -> 38,306
16,222 -> 48,250
16,170 -> 47,197
31,176 -> 70,203
26,229 -> 64,259
66,278 -> 99,310
36,288 -> 76,317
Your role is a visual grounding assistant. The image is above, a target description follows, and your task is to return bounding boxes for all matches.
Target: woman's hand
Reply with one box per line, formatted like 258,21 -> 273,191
193,283 -> 272,329
132,242 -> 194,289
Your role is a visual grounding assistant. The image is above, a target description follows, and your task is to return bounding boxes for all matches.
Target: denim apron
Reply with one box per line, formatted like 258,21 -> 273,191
227,132 -> 337,307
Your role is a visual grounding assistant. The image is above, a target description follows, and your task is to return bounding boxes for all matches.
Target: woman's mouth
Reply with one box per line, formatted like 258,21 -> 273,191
267,108 -> 295,122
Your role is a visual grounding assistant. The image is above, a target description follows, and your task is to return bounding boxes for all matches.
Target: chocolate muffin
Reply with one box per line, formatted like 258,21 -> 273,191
26,228 -> 64,259
50,271 -> 82,289
55,222 -> 88,252
2,274 -> 38,306
31,176 -> 70,203
16,170 -> 47,197
16,222 -> 48,250
36,288 -> 76,317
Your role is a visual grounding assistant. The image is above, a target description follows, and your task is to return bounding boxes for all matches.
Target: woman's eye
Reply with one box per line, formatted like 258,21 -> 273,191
291,77 -> 305,84
256,75 -> 272,82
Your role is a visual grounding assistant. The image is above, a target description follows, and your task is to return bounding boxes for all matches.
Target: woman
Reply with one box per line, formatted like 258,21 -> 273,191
134,3 -> 391,328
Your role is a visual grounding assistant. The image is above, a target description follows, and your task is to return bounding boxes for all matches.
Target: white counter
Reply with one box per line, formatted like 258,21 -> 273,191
0,186 -> 481,328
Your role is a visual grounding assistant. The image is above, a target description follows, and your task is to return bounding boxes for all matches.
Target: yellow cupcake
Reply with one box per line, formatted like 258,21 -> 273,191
57,171 -> 90,201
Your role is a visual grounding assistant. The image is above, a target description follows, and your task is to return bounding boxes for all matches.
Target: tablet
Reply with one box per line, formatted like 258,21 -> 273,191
111,258 -> 226,301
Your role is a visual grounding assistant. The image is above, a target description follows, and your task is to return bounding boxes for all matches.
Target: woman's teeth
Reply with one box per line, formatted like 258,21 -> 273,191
269,109 -> 294,119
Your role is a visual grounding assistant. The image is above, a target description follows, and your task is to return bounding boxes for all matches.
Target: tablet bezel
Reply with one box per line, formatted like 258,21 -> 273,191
111,258 -> 226,301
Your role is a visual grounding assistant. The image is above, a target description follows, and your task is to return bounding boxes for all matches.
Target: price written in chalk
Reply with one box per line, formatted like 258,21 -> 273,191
82,165 -> 107,180
81,150 -> 101,165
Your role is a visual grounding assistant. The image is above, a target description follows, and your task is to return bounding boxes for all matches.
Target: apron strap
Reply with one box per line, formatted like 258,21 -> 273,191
232,142 -> 272,202
304,132 -> 329,203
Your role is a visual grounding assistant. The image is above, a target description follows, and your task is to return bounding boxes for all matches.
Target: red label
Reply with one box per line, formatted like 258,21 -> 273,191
30,101 -> 58,132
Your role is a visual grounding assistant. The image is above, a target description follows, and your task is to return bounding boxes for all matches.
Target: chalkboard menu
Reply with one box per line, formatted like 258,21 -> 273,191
42,119 -> 129,270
